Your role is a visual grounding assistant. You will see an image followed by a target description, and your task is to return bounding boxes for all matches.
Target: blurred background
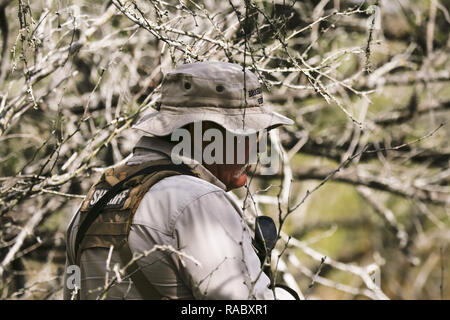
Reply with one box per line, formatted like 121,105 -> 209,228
0,0 -> 449,299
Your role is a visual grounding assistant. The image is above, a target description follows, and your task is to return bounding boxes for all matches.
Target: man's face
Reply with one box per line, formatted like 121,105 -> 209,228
188,122 -> 253,191
213,134 -> 251,190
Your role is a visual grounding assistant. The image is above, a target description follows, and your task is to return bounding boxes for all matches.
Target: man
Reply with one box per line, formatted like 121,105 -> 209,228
64,61 -> 294,300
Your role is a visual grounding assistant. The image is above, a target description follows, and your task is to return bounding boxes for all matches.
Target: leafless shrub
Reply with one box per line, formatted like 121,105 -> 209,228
0,0 -> 449,299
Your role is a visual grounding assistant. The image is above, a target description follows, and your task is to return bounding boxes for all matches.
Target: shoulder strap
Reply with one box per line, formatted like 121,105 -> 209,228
272,284 -> 301,300
117,240 -> 166,299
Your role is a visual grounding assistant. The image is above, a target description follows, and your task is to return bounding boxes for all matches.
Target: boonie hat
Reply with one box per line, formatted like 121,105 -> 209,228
132,61 -> 294,136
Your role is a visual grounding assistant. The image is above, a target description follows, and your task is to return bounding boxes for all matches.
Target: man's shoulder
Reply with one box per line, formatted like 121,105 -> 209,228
149,174 -> 229,213
152,174 -> 224,196
132,175 -> 230,233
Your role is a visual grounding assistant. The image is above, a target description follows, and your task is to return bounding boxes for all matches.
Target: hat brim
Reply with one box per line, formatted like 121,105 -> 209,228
132,106 -> 294,136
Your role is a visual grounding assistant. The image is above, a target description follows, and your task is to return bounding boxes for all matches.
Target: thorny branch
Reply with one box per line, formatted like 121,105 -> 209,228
0,0 -> 449,299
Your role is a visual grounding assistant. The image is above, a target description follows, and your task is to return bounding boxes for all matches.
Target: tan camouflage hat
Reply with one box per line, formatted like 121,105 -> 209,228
132,61 -> 294,136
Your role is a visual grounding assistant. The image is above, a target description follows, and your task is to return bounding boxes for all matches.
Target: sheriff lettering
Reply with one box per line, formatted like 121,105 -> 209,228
88,188 -> 130,209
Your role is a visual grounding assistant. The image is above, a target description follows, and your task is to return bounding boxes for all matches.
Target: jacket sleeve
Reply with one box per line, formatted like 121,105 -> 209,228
173,190 -> 276,300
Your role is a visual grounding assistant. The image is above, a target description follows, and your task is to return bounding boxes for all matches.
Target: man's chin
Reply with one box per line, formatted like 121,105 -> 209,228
226,173 -> 247,191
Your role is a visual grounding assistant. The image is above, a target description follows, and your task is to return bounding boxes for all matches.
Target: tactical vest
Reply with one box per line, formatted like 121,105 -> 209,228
74,159 -> 196,299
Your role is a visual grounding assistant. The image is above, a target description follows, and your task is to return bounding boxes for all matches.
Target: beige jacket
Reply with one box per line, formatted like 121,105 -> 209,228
64,136 -> 288,300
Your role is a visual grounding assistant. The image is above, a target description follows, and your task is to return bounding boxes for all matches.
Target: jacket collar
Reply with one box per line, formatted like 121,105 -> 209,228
127,136 -> 227,191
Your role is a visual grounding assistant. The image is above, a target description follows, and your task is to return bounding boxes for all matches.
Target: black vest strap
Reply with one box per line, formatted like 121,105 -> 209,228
117,240 -> 166,299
